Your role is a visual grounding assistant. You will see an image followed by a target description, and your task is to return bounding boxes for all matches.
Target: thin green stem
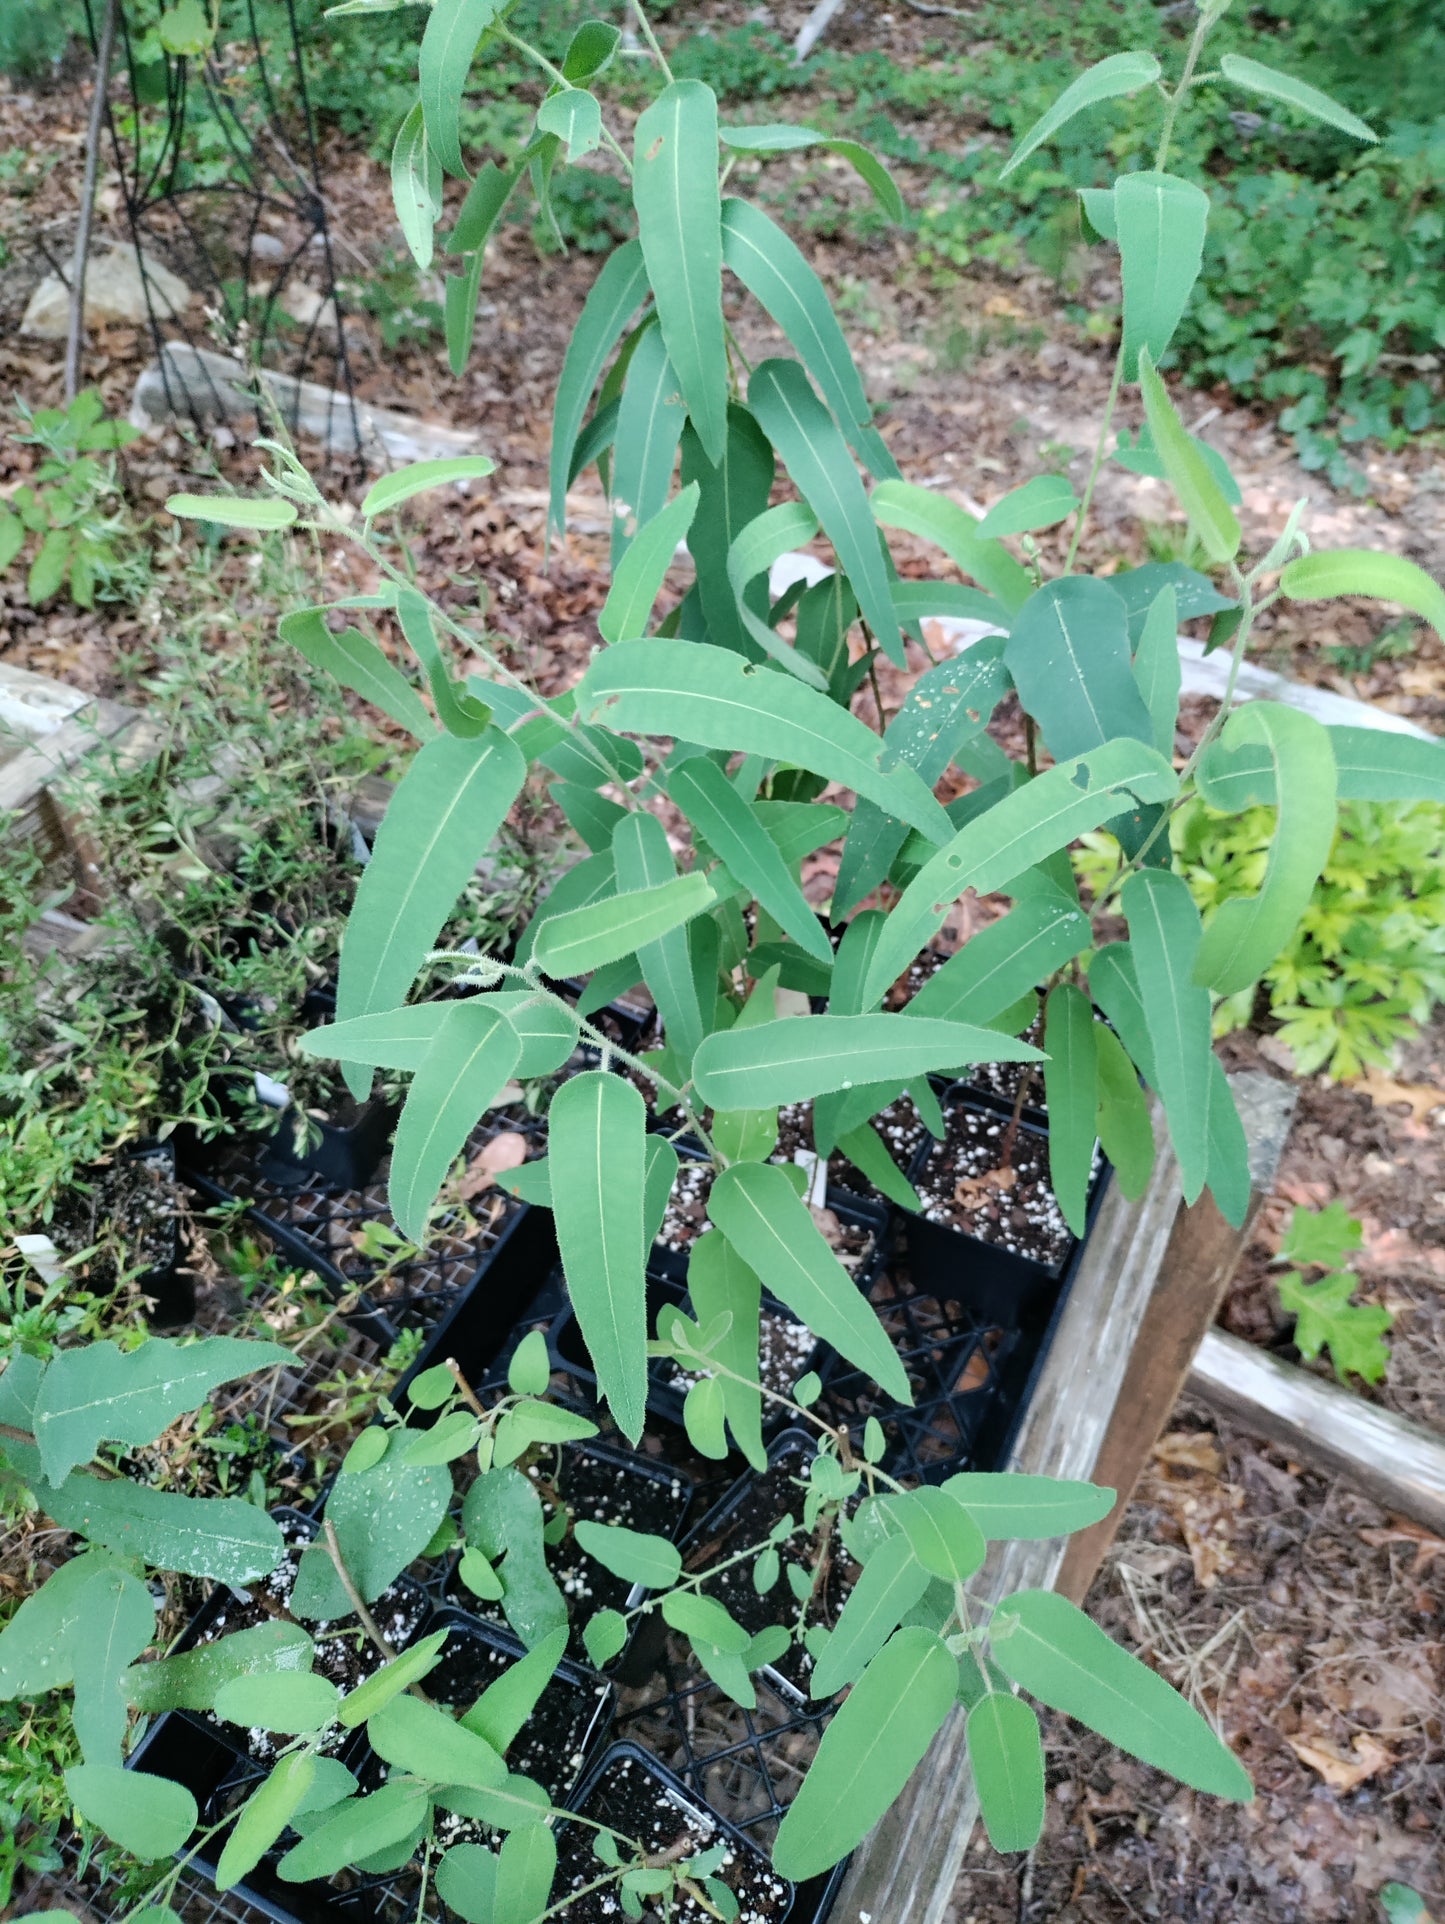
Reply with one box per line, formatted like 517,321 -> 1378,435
1062,343 -> 1125,576
1155,4 -> 1219,170
630,0 -> 675,83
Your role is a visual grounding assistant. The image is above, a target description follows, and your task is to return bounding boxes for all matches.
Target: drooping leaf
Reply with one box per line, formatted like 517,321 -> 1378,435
748,358 -> 904,666
462,1469 -> 567,1650
834,1123 -> 922,1212
1092,1025 -> 1155,1201
1005,578 -> 1153,762
1114,171 -> 1211,381
389,1002 -> 523,1242
395,587 -> 492,739
809,1532 -> 928,1699
990,1589 -> 1253,1799
681,404 -> 778,660
719,125 -> 904,222
1138,350 -> 1241,564
633,80 -> 729,464
1279,550 -> 1445,644
859,741 -> 1178,1009
612,812 -> 708,1063
1000,51 -> 1162,178
1042,985 -> 1097,1238
575,640 -> 952,841
550,239 -> 650,536
215,1752 -> 317,1892
694,1012 -> 1040,1109
773,1628 -> 958,1878
672,757 -> 832,963
43,1479 -> 286,1585
335,728 -> 525,1091
905,898 -> 1090,1028
723,500 -> 828,685
1131,584 -> 1181,758
494,1823 -> 557,1924
1194,703 -> 1336,996
686,1231 -> 766,1472
707,1162 -> 911,1403
942,1474 -> 1116,1540
65,1765 -> 198,1861
968,1693 -> 1045,1853
870,479 -> 1034,614
550,1072 -> 649,1441
448,159 -> 520,253
598,483 -> 699,644
278,606 -> 432,740
1120,869 -> 1213,1206
532,873 -> 714,980
390,100 -> 441,271
720,198 -> 897,478
976,475 -> 1080,539
420,0 -> 507,177
608,321 -> 686,564
1217,52 -> 1378,144
32,1337 -> 290,1485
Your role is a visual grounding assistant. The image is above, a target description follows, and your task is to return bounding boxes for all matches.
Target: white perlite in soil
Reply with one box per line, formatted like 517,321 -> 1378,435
914,1108 -> 1081,1268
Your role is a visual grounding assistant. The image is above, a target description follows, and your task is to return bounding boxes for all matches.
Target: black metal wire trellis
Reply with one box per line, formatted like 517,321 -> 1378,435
82,0 -> 363,460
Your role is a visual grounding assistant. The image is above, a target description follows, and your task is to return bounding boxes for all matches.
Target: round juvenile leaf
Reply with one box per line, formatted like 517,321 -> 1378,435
793,1370 -> 822,1408
753,1547 -> 780,1595
342,1427 -> 390,1474
214,1671 -> 341,1735
683,1374 -> 728,1460
894,1487 -> 987,1584
863,1417 -> 886,1464
582,1607 -> 629,1668
573,1520 -> 682,1590
459,1546 -> 506,1601
507,1328 -> 552,1397
407,1364 -> 457,1411
66,1765 -> 198,1860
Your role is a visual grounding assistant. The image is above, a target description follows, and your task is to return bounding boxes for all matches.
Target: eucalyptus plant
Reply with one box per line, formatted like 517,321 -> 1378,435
17,0 -> 1445,1913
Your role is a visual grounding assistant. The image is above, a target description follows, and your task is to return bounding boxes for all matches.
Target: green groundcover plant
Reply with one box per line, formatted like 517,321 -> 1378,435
9,0 -> 1445,1916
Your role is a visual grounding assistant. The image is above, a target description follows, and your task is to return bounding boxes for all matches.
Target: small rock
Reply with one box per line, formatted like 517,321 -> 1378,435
21,246 -> 193,337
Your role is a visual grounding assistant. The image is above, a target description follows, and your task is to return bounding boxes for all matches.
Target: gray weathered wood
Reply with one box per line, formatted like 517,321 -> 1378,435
830,1074 -> 1294,1924
1189,1327 -> 1445,1536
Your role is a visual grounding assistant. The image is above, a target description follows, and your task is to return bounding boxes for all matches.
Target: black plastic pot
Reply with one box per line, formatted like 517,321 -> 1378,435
555,1741 -> 795,1924
125,1140 -> 194,1325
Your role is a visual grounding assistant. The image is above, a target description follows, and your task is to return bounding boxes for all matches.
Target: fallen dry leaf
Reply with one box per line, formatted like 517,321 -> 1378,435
456,1131 -> 529,1201
1348,1070 -> 1445,1126
1286,1732 -> 1395,1791
1153,1430 -> 1225,1475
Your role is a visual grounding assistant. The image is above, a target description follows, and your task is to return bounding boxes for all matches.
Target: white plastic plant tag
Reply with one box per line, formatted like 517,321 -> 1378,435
794,1149 -> 828,1208
253,1071 -> 291,1109
16,1234 -> 66,1285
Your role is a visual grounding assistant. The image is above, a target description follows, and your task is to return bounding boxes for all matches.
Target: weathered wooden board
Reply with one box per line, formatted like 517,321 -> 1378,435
830,1071 -> 1297,1924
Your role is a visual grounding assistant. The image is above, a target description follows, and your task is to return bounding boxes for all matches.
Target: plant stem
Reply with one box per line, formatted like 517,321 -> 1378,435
1063,342 -> 1125,576
997,1066 -> 1034,1173
630,0 -> 675,82
445,1356 -> 488,1420
322,1516 -> 396,1659
1155,3 -> 1219,171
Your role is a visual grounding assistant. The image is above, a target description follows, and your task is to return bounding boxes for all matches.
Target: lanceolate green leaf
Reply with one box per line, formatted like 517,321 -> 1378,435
444,247 -> 482,376
32,1338 -> 290,1486
550,239 -> 650,535
725,499 -> 828,684
612,812 -> 707,1064
1093,1024 -> 1155,1201
859,741 -> 1178,1009
361,458 -> 498,518
1217,52 -> 1378,144
1280,550 -> 1445,643
720,198 -> 898,478
707,1162 -> 912,1403
809,1532 -> 929,1699
870,478 -> 1032,613
532,873 -> 714,978
514,851 -> 615,967
302,995 -> 575,1080
633,80 -> 729,465
943,1473 -> 1116,1540
575,640 -> 953,841
686,1231 -> 766,1472
448,159 -> 519,254
694,1013 -> 1041,1109
459,1625 -> 568,1751
44,1479 -> 285,1585
976,474 -> 1080,539
1042,985 -> 1098,1238
420,0 -> 507,177
1194,703 -> 1337,996
672,757 -> 832,964
1005,579 -> 1153,762
390,101 -> 441,271
126,1622 -> 314,1714
990,1589 -> 1252,1799
598,483 -> 699,644
1114,171 -> 1210,381
396,588 -> 492,738
1132,584 -> 1181,758
773,1628 -> 958,1879
1198,722 -> 1445,807
718,126 -> 904,222
748,358 -> 904,667
335,729 -> 525,1092
609,321 -> 687,564
550,1072 -> 649,1441
1138,351 -> 1241,564
968,1694 -> 1045,1853
906,898 -> 1090,1028
165,493 -> 295,531
278,608 -> 432,740
681,405 -> 777,660
1120,869 -> 1212,1205
1205,1053 -> 1251,1231
389,1002 -> 522,1242
216,1752 -> 317,1892
1000,51 -> 1162,179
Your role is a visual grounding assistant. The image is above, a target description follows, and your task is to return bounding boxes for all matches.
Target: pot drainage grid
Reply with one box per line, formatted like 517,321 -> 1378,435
32,1839 -> 277,1924
184,1105 -> 551,1338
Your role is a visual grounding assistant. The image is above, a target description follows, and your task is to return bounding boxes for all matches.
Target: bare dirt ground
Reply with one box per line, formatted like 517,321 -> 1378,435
2,20 -> 1443,1919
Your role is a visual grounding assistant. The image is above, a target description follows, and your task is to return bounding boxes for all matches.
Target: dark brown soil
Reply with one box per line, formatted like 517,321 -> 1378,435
913,1101 -> 1076,1268
656,1157 -> 876,1277
554,1750 -> 792,1924
48,1145 -> 179,1290
773,1096 -> 928,1204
